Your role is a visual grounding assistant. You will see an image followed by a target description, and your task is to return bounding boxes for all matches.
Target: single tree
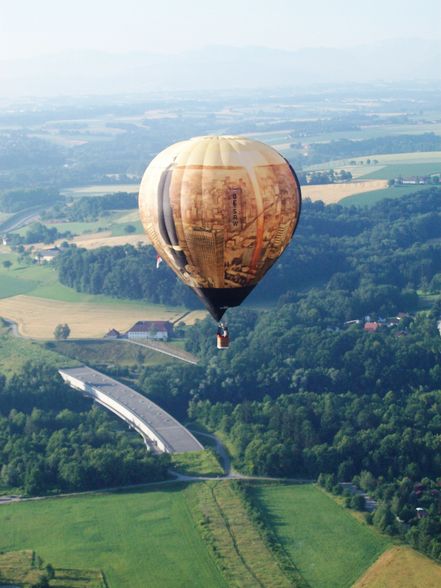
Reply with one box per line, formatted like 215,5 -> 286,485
54,323 -> 71,340
2,260 -> 12,269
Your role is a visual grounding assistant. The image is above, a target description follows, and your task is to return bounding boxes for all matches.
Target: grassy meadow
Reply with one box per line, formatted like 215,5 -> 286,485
49,339 -> 178,368
340,185 -> 434,207
249,483 -> 389,588
359,162 -> 441,180
247,122 -> 441,152
14,209 -> 144,239
170,450 -> 224,477
305,151 -> 441,172
0,318 -> 78,376
0,486 -> 227,588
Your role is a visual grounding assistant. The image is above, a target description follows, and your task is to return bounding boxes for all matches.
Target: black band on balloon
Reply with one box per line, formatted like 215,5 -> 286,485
192,285 -> 255,321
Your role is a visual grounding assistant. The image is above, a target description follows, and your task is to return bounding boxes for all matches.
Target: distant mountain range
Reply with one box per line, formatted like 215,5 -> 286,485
0,39 -> 440,97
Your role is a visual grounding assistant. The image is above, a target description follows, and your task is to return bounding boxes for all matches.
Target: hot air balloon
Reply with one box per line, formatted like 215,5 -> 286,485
139,135 -> 301,348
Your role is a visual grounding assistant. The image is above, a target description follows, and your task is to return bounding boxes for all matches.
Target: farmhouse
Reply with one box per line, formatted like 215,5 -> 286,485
35,247 -> 61,263
126,320 -> 173,341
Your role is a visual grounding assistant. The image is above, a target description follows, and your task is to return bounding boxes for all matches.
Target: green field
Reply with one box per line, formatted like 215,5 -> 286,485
305,151 -> 441,172
110,219 -> 144,236
15,216 -> 117,238
0,320 -> 77,376
0,259 -> 110,303
170,450 -> 224,477
359,162 -> 441,180
12,209 -> 145,238
49,339 -> 178,368
0,486 -> 227,588
0,255 -> 183,310
340,185 -> 435,207
0,273 -> 38,298
249,483 -> 389,588
246,122 -> 441,150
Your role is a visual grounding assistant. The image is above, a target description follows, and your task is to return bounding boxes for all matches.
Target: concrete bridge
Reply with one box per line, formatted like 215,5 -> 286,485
58,366 -> 203,454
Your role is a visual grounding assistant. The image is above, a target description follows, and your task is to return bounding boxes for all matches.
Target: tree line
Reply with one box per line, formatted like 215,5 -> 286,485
57,244 -> 200,307
48,191 -> 138,222
0,188 -> 61,213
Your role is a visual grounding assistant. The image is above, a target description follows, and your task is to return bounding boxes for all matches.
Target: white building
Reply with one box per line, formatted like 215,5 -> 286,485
35,247 -> 61,263
126,320 -> 173,341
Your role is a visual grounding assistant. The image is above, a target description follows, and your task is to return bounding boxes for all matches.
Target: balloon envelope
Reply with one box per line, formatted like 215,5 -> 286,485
139,135 -> 301,321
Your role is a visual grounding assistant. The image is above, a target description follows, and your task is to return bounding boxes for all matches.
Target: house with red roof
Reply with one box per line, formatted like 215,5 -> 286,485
364,321 -> 380,333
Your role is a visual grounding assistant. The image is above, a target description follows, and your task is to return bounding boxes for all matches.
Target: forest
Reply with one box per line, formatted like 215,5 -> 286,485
57,244 -> 200,308
0,188 -> 61,213
0,363 -> 169,495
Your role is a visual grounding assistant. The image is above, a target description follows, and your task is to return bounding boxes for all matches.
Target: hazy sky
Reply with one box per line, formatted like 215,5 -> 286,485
0,0 -> 440,60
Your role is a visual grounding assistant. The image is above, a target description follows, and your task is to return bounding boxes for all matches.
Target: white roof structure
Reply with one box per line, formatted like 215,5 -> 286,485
59,366 -> 203,454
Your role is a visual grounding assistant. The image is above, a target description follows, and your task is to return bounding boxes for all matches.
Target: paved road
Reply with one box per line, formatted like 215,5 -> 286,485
0,472 -> 314,506
124,338 -> 199,365
0,205 -> 44,233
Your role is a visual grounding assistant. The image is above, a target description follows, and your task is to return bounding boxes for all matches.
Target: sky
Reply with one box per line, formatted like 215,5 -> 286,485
0,0 -> 440,60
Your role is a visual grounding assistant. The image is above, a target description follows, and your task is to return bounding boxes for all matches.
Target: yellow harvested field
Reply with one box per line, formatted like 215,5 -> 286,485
62,184 -> 140,196
0,295 -> 184,339
336,165 -> 385,179
24,232 -> 151,251
302,180 -> 388,204
71,233 -> 150,249
353,546 -> 441,588
180,310 -> 208,325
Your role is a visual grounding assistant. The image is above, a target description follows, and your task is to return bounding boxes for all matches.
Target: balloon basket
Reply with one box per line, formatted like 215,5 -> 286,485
217,334 -> 230,349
